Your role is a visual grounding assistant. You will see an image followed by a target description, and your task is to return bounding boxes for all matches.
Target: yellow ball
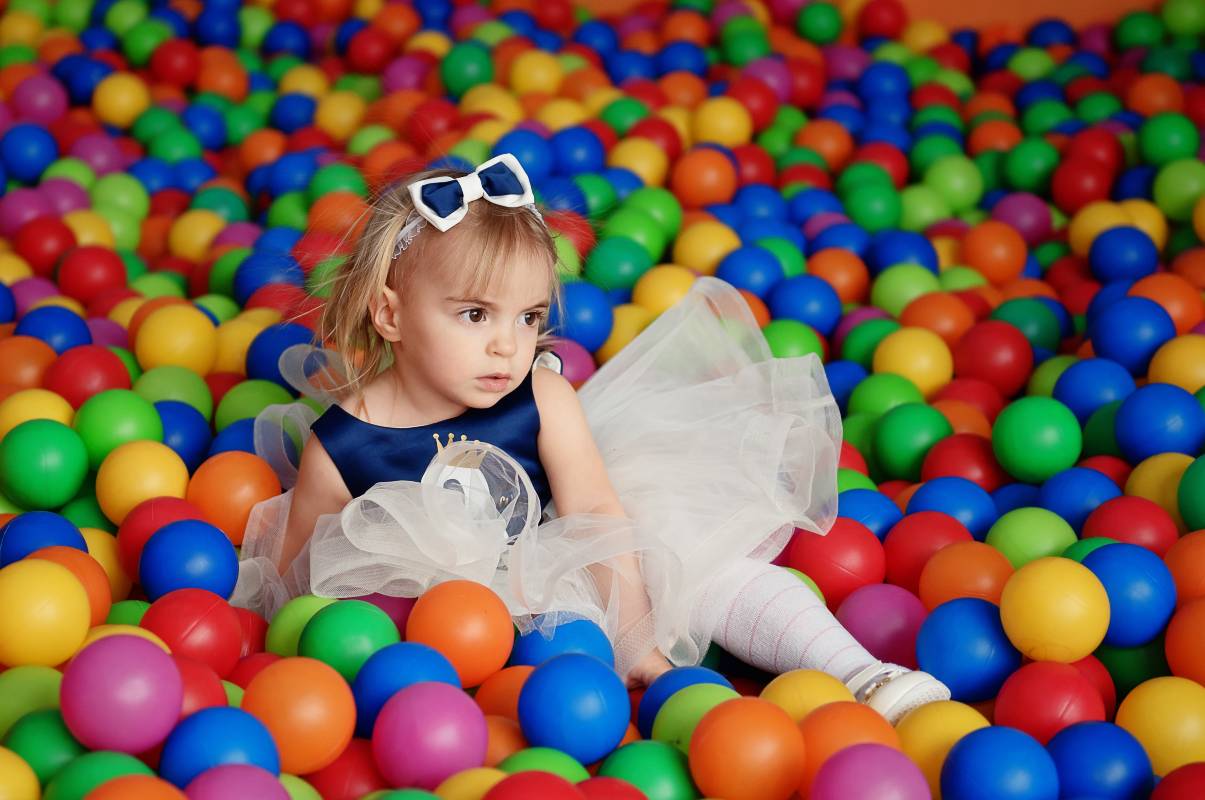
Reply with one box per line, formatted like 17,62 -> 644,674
278,64 -> 330,98
238,307 -> 283,327
95,440 -> 189,524
30,295 -> 86,315
92,72 -> 151,129
658,106 -> 692,148
405,30 -> 452,58
840,0 -> 873,23
81,527 -> 132,602
1116,676 -> 1205,776
435,767 -> 507,800
535,98 -> 587,131
168,210 -> 225,262
509,49 -> 562,95
108,296 -> 146,328
62,209 -> 114,248
0,746 -> 40,800
315,91 -> 367,143
999,557 -> 1110,662
691,96 -> 753,147
1195,195 -> 1205,243
80,624 -> 171,654
1126,452 -> 1193,531
0,11 -> 42,46
1068,202 -> 1130,256
873,327 -> 953,398
931,236 -> 960,269
1118,199 -> 1169,252
135,304 -> 218,375
1148,334 -> 1205,393
607,137 -> 669,187
214,318 -> 269,375
460,84 -> 523,124
465,119 -> 510,145
353,0 -> 384,15
633,265 -> 697,317
902,19 -> 949,51
584,87 -> 624,117
897,701 -> 990,798
0,388 -> 74,440
0,253 -> 32,284
596,303 -> 655,364
0,560 -> 90,667
672,220 -> 742,275
759,669 -> 855,724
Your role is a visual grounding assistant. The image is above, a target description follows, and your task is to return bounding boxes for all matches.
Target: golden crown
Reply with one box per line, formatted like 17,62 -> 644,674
432,432 -> 487,468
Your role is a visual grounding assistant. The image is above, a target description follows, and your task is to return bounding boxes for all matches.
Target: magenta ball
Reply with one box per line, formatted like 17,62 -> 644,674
70,132 -> 127,175
743,59 -> 792,102
11,276 -> 59,316
185,765 -> 289,800
354,593 -> 415,632
822,45 -> 870,81
87,317 -> 129,349
768,0 -> 808,23
0,187 -> 51,236
552,338 -> 596,386
926,219 -> 971,238
11,74 -> 68,125
212,221 -> 261,248
991,193 -> 1052,246
831,306 -> 889,353
1079,24 -> 1111,56
0,101 -> 12,133
802,211 -> 849,239
371,682 -> 487,789
836,583 -> 927,669
382,56 -> 430,92
614,13 -> 656,36
450,5 -> 491,36
60,635 -> 184,754
39,178 -> 91,216
811,744 -> 931,800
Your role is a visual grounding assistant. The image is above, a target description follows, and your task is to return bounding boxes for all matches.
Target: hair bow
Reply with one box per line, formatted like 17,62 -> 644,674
407,153 -> 536,233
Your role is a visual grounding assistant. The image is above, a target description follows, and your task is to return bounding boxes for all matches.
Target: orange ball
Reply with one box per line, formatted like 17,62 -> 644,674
968,120 -> 1023,155
670,147 -> 738,208
1172,248 -> 1205,290
806,248 -> 869,304
1125,73 -> 1184,116
932,399 -> 992,437
242,656 -> 356,774
660,11 -> 710,45
961,221 -> 1027,286
659,71 -> 708,108
739,290 -> 771,327
475,665 -> 533,720
186,452 -> 281,546
1129,273 -> 1205,334
485,714 -> 528,767
918,540 -> 1014,610
794,119 -> 854,170
963,91 -> 1015,120
405,580 -> 513,687
900,292 -> 976,347
798,701 -> 901,795
372,3 -> 421,45
688,697 -> 806,800
1166,530 -> 1205,606
308,192 -> 369,237
28,545 -> 112,627
85,775 -> 186,799
1166,597 -> 1205,685
240,129 -> 288,173
0,335 -> 56,389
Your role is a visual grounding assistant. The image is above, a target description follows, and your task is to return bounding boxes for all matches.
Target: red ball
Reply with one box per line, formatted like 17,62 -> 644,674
228,652 -> 283,689
405,98 -> 459,153
292,229 -> 345,272
288,126 -> 336,153
839,440 -> 868,473
245,283 -> 309,318
883,511 -> 973,595
173,655 -> 227,718
545,210 -> 597,261
1066,127 -> 1124,175
1082,496 -> 1179,557
1051,158 -> 1113,214
851,142 -> 909,188
928,43 -> 970,73
1059,280 -> 1101,316
1153,763 -> 1205,800
149,39 -> 200,88
141,589 -> 244,678
204,372 -> 244,410
1044,256 -> 1091,293
731,143 -> 776,186
785,518 -> 886,610
911,83 -> 960,111
235,606 -> 268,658
621,79 -> 667,111
87,286 -> 140,318
921,433 -> 1010,492
1077,455 -> 1131,488
273,0 -> 316,25
725,76 -> 779,131
952,321 -> 1034,398
1184,85 -> 1205,129
934,378 -> 1006,422
627,116 -> 682,161
41,344 -> 131,408
857,0 -> 908,39
150,189 -> 192,217
578,776 -> 647,800
304,739 -> 388,800
14,217 -> 75,276
777,163 -> 831,191
115,496 -> 206,579
993,661 -> 1105,744
484,772 -> 586,799
785,58 -> 825,109
535,0 -> 575,35
1070,654 -> 1116,719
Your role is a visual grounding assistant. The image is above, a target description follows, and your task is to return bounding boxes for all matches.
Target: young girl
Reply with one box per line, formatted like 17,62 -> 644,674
233,154 -> 950,723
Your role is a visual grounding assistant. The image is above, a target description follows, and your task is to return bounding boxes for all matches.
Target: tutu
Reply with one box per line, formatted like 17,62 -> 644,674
233,277 -> 842,674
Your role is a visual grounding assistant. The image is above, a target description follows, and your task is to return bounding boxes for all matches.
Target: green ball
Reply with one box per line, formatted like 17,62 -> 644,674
652,683 -> 740,752
1139,113 -> 1200,166
1021,100 -> 1073,135
448,138 -> 491,168
1008,47 -> 1056,80
192,187 -> 249,223
574,174 -> 618,219
130,271 -> 186,299
54,0 -> 92,32
1153,158 -> 1205,221
1114,11 -> 1166,50
90,173 -> 150,220
924,155 -> 985,213
835,162 -> 894,199
280,774 -> 324,800
500,747 -> 590,782
1163,0 -> 1205,35
208,248 -> 251,297
223,105 -> 264,146
991,397 -> 1083,483
601,207 -> 666,261
346,125 -> 394,157
842,414 -> 876,467
939,266 -> 988,291
762,319 -> 824,359
121,18 -> 172,67
909,135 -> 964,178
990,298 -> 1061,352
131,107 -> 180,146
224,681 -> 243,707
585,237 -> 653,291
1004,137 -> 1060,193
0,420 -> 88,509
1094,636 -> 1170,700
756,237 -> 805,278
73,390 -> 163,471
0,666 -> 61,739
837,467 -> 876,493
268,192 -> 309,230
0,45 -> 34,68
268,595 -> 339,657
103,0 -> 145,35
60,491 -> 114,533
784,566 -> 826,603
600,97 -> 650,136
1062,536 -> 1118,563
238,6 -> 273,49
363,792 -> 439,800
848,372 -> 924,419
105,599 -> 150,626
985,507 -> 1077,568
796,1 -> 842,43
599,741 -> 695,800
440,42 -> 494,98
3,709 -> 86,787
1076,92 -> 1122,124
845,184 -> 901,232
297,600 -> 400,682
1176,455 -> 1205,531
1083,400 -> 1122,458
898,185 -> 951,232
840,318 -> 901,368
904,55 -> 939,86
872,402 -> 952,481
470,20 -> 513,47
1027,355 -> 1077,398
215,380 -> 294,433
193,294 -> 241,324
554,233 -> 580,278
43,751 -> 154,800
756,126 -> 794,159
973,150 -> 1006,194
41,158 -> 96,188
624,187 -> 683,239
870,264 -> 941,317
134,366 -> 213,421
913,106 -> 963,131
721,17 -> 770,66
148,127 -> 202,163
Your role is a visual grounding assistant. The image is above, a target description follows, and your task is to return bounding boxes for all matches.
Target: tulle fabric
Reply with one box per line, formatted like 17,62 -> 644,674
232,276 -> 842,675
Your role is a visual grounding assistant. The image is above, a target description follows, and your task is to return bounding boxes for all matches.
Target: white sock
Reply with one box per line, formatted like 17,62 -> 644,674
692,558 -> 878,681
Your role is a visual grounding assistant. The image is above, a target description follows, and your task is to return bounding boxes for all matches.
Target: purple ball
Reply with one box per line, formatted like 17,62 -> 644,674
831,306 -> 889,354
382,56 -> 431,92
552,338 -> 596,386
371,681 -> 487,789
823,45 -> 870,82
811,744 -> 931,800
186,765 -> 289,800
743,58 -> 792,102
836,583 -> 928,669
60,635 -> 184,754
70,132 -> 127,175
39,178 -> 91,216
991,193 -> 1052,246
87,317 -> 129,349
11,276 -> 59,316
212,221 -> 262,248
0,187 -> 51,236
11,74 -> 68,125
450,5 -> 491,36
354,593 -> 415,632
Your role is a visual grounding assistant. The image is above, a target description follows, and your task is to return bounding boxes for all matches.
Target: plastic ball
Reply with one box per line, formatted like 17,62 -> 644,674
810,743 -> 929,800
636,666 -> 734,738
895,701 -> 990,798
1090,226 -> 1160,283
135,304 -> 218,376
159,706 -> 280,788
679,697 -> 803,800
185,451 -> 280,545
872,327 -> 952,399
999,556 -> 1110,662
1116,383 -> 1205,463
373,682 -> 487,790
510,618 -> 614,669
1047,721 -> 1154,800
14,305 -> 91,354
785,519 -> 886,609
185,765 -> 288,800
651,682 -> 741,752
1083,543 -> 1176,647
918,540 -> 1014,609
798,701 -> 900,794
0,559 -> 90,667
138,519 -> 238,601
1052,357 -> 1136,423
916,598 -> 1021,702
243,657 -> 355,775
0,510 -> 86,566
940,726 -> 1058,800
993,661 -> 1106,744
405,581 -> 513,688
353,642 -> 459,738
952,321 -> 1034,398
518,653 -> 628,765
836,583 -> 927,668
140,588 -> 241,677
1116,676 -> 1205,776
3,708 -> 87,788
297,599 -> 399,684
883,511 -> 974,594
991,397 -> 1082,484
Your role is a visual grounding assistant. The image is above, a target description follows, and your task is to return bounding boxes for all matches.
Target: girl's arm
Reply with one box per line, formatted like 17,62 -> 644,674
276,434 -> 352,575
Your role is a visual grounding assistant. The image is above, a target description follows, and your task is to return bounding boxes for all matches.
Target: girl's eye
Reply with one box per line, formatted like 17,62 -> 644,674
460,308 -> 486,323
523,311 -> 544,327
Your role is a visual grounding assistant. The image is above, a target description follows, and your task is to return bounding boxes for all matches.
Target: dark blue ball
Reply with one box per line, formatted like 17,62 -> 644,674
245,323 -> 315,389
1083,543 -> 1177,647
139,519 -> 238,601
268,151 -> 319,197
172,158 -> 217,194
0,512 -> 86,567
269,94 -> 317,135
1038,467 -> 1122,533
155,401 -> 212,474
128,157 -> 176,193
551,127 -> 605,175
810,222 -> 871,257
716,246 -> 785,299
159,707 -> 280,787
941,726 -> 1058,800
991,483 -> 1041,516
917,598 -> 1021,701
572,20 -> 619,54
0,123 -> 58,183
767,274 -> 843,335
233,252 -> 305,306
824,360 -> 868,414
1088,296 -> 1175,376
262,21 -> 310,59
194,9 -> 239,47
1052,358 -> 1136,424
837,487 -> 902,541
352,642 -> 460,737
492,130 -> 554,184
1089,227 -> 1159,282
518,654 -> 629,765
208,418 -> 256,458
636,666 -> 733,738
1115,383 -> 1205,463
1046,721 -> 1154,800
865,229 -> 938,274
181,104 -> 227,150
511,617 -> 615,668
733,184 -> 788,222
788,188 -> 842,224
0,282 -> 14,324
907,477 -> 998,540
551,281 -> 612,353
14,306 -> 92,354
655,41 -> 708,76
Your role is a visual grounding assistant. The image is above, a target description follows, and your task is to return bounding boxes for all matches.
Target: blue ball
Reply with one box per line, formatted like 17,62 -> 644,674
208,418 -> 257,458
493,130 -> 554,185
182,104 -> 227,150
1115,383 -> 1205,463
1085,279 -> 1135,326
1114,166 -> 1157,201
551,281 -> 613,353
268,151 -> 318,197
517,653 -> 630,765
992,483 -> 1042,516
246,323 -> 314,390
1089,227 -> 1159,283
733,184 -> 788,222
551,127 -> 605,175
809,222 -> 871,257
1052,358 -> 1136,424
941,726 -> 1059,800
745,221 -> 806,252
655,41 -> 708,76
857,61 -> 911,101
865,229 -> 939,275
824,359 -> 868,414
1047,721 -> 1154,800
788,189 -> 842,224
635,666 -> 733,738
511,618 -> 614,669
1038,467 -> 1122,533
1088,297 -> 1176,376
255,227 -> 304,255
906,477 -> 998,540
1028,19 -> 1076,46
0,282 -> 14,324
155,401 -> 212,474
1083,543 -> 1177,647
194,9 -> 240,47
716,246 -> 785,299
604,49 -> 656,83
0,512 -> 86,567
837,488 -> 902,541
1,123 -> 58,183
262,21 -> 310,58
537,177 -> 588,216
602,167 -> 644,201
159,707 -> 280,787
861,122 -> 913,150
333,19 -> 369,54
233,252 -> 305,306
704,203 -> 743,230
352,642 -> 460,738
14,306 -> 92,355
173,158 -> 217,194
767,274 -> 843,336
128,157 -> 176,193
916,598 -> 1022,702
139,519 -> 239,601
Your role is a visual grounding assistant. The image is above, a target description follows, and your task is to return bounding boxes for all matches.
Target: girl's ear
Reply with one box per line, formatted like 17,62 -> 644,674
368,284 -> 404,342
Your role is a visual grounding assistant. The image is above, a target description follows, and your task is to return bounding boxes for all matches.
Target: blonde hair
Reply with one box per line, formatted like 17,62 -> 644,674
317,166 -> 564,399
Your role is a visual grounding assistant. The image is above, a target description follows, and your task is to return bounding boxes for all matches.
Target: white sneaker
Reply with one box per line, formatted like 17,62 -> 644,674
844,661 -> 951,725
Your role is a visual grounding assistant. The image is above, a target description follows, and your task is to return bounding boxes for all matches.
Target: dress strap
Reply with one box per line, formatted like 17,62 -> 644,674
533,350 -> 563,375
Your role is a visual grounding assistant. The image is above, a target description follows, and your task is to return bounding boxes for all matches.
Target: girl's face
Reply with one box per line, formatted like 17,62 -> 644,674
395,252 -> 552,410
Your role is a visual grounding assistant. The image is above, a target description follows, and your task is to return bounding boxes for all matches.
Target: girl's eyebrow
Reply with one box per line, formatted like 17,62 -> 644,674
444,295 -> 549,309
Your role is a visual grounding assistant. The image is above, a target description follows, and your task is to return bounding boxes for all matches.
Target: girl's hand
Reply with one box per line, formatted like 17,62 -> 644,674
625,650 -> 674,689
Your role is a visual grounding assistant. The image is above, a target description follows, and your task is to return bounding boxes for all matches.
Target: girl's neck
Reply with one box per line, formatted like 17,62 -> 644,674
390,361 -> 469,427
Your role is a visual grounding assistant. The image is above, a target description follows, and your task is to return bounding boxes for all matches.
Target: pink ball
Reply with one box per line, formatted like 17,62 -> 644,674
552,338 -> 596,386
11,74 -> 68,125
768,0 -> 809,23
836,583 -> 927,669
743,58 -> 792,103
823,45 -> 870,82
185,765 -> 289,800
802,211 -> 849,239
1079,24 -> 1113,57
212,221 -> 261,248
382,56 -> 431,92
70,132 -> 127,175
87,317 -> 129,349
39,177 -> 91,216
310,23 -> 335,54
354,593 -> 415,633
11,276 -> 59,316
991,192 -> 1052,245
615,13 -> 656,36
60,635 -> 184,754
0,187 -> 51,236
811,744 -> 930,800
450,5 -> 492,37
371,682 -> 487,789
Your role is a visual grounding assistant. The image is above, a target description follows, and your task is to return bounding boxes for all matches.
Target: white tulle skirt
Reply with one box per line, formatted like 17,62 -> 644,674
232,277 -> 842,675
